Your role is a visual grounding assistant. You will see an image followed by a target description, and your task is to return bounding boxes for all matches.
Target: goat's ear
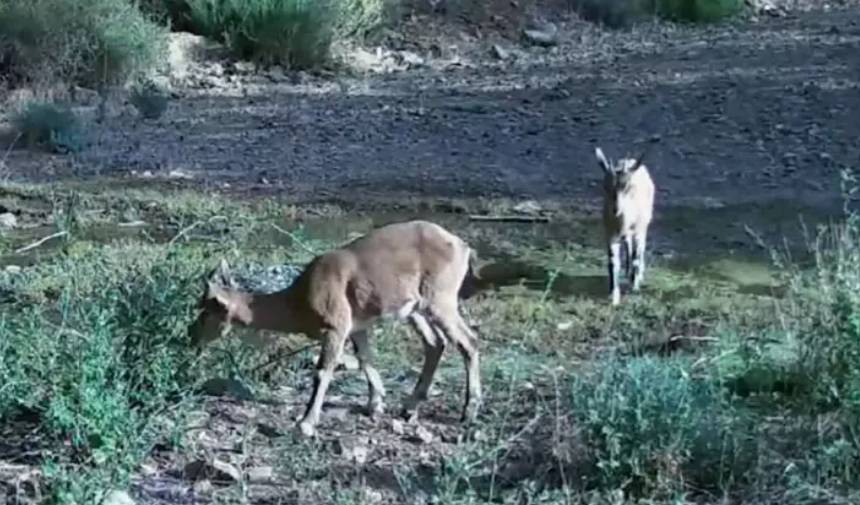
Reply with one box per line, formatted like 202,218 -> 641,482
206,280 -> 232,308
595,147 -> 611,173
629,151 -> 647,173
209,258 -> 238,288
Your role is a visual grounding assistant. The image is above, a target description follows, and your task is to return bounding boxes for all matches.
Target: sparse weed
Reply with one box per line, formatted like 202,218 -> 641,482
11,101 -> 85,154
572,0 -> 744,28
129,79 -> 170,120
0,0 -> 167,87
571,355 -> 754,498
183,0 -> 336,68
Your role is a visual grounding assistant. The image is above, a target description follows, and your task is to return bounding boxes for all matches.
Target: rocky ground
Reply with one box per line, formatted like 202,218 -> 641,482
2,3 -> 858,217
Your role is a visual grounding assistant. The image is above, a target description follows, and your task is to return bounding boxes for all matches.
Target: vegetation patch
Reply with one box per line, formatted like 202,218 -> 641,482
0,0 -> 166,87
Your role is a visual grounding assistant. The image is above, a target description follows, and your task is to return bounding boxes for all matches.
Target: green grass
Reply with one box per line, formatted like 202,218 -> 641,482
0,178 -> 858,503
0,0 -> 166,87
11,101 -> 86,154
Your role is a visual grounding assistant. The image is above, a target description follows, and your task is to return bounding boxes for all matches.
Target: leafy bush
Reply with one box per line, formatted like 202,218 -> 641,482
571,356 -> 753,497
11,101 -> 86,153
182,0 -> 335,68
334,0 -> 393,39
0,0 -> 167,87
572,0 -> 743,28
653,0 -> 744,23
0,245 -> 209,500
130,79 -> 170,119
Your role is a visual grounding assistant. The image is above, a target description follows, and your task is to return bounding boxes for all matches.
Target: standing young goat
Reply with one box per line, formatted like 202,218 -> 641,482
187,220 -> 481,437
596,146 -> 655,305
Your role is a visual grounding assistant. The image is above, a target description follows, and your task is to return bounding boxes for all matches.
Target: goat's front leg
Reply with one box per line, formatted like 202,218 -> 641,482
298,328 -> 348,437
607,238 -> 622,306
632,229 -> 648,292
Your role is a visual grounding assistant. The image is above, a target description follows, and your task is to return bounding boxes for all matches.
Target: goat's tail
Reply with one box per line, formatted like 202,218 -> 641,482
458,247 -> 482,300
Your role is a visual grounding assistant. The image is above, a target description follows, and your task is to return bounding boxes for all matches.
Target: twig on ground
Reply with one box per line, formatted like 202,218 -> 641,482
468,214 -> 550,223
269,223 -> 319,256
169,215 -> 227,245
14,231 -> 68,254
251,342 -> 320,374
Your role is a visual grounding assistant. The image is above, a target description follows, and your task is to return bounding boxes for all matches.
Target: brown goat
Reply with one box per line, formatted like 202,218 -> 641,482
188,220 -> 482,437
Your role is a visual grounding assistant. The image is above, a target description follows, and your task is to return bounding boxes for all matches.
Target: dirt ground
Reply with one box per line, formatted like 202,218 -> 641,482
3,5 -> 859,217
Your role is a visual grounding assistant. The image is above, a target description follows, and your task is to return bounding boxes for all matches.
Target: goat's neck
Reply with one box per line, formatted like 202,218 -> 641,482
242,289 -> 302,333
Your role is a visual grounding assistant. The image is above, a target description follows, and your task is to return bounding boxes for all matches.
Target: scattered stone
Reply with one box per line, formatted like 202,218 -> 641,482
184,458 -> 241,482
391,418 -> 406,435
0,212 -> 17,229
246,466 -> 274,483
513,200 -> 543,215
211,459 -> 242,482
232,61 -> 256,74
102,490 -> 135,505
414,425 -> 434,444
167,169 -> 194,180
192,479 -> 213,495
395,50 -> 425,69
200,377 -> 255,401
556,321 -> 573,331
491,44 -> 511,60
338,436 -> 370,464
523,23 -> 558,47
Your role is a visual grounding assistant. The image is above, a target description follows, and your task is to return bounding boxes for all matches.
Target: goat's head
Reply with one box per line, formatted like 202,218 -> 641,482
187,259 -> 252,348
595,146 -> 647,193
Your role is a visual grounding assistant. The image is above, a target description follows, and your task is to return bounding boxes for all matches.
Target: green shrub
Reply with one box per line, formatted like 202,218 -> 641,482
182,0 -> 335,68
334,0 -> 393,39
130,79 -> 170,119
0,0 -> 166,87
653,0 -> 744,23
571,356 -> 753,497
0,245 -> 209,500
573,0 -> 743,28
11,101 -> 86,153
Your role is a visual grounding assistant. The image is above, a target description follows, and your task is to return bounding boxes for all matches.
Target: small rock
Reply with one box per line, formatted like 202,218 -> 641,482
232,61 -> 256,73
184,458 -> 241,483
414,425 -> 434,444
513,200 -> 542,215
167,169 -> 194,180
523,23 -> 558,47
246,466 -> 274,483
491,44 -> 510,60
391,419 -> 405,435
556,321 -> 573,331
200,377 -> 255,401
192,479 -> 213,495
338,436 -> 370,464
396,50 -> 425,68
102,490 -> 135,505
211,459 -> 241,482
0,212 -> 17,229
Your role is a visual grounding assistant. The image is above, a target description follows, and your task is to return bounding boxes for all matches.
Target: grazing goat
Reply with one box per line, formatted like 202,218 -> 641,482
595,146 -> 655,305
188,220 -> 481,437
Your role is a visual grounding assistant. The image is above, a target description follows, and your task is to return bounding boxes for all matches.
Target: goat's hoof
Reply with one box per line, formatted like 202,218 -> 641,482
400,407 -> 419,424
368,402 -> 385,420
297,421 -> 317,438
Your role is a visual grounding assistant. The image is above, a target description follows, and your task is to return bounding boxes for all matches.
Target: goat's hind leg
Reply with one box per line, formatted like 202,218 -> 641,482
428,302 -> 481,423
607,238 -> 622,305
402,313 -> 445,422
350,329 -> 386,418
